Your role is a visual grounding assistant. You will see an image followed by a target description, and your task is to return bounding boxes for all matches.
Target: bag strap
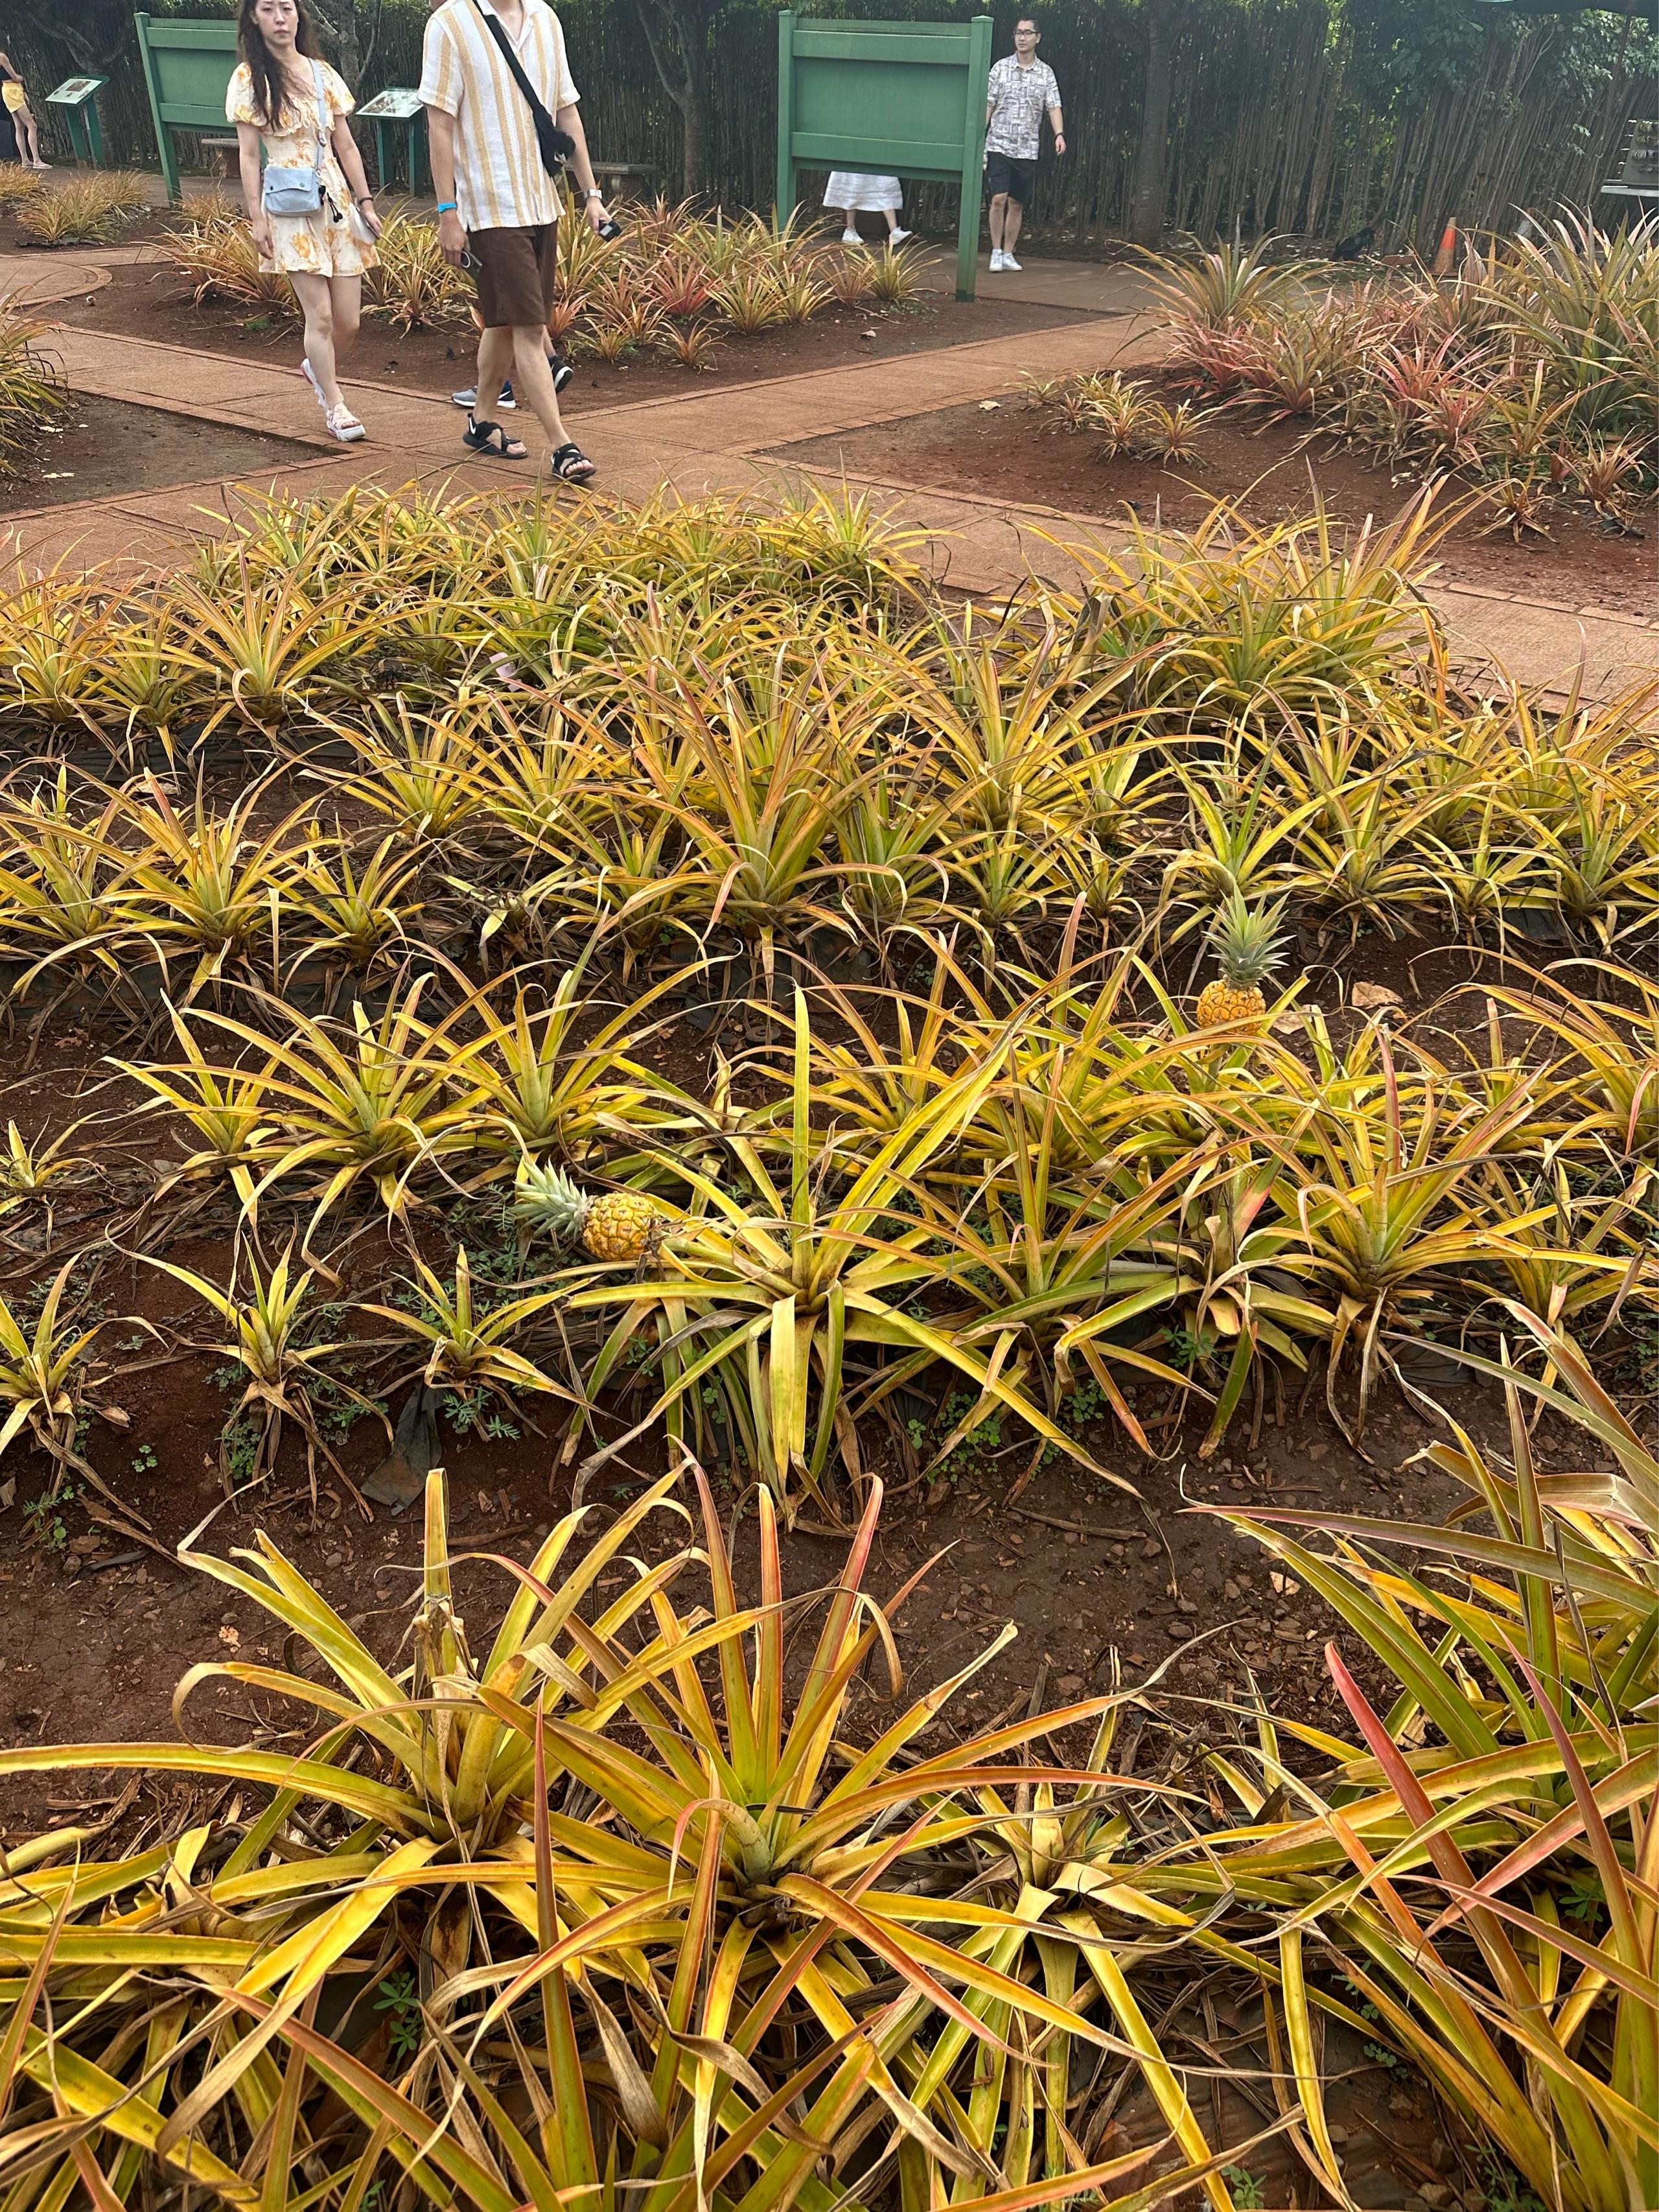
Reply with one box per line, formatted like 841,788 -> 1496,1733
310,57 -> 328,163
469,0 -> 560,146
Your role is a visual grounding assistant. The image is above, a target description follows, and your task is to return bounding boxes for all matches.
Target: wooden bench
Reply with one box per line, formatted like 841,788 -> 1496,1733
590,161 -> 659,200
200,133 -> 240,180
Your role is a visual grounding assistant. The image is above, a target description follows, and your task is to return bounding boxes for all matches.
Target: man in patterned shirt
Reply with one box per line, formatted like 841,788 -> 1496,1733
983,17 -> 1063,272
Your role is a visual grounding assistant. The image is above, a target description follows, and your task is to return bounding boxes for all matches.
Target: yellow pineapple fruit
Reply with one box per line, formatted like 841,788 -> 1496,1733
514,1162 -> 660,1261
581,1189 -> 662,1263
1194,893 -> 1288,1030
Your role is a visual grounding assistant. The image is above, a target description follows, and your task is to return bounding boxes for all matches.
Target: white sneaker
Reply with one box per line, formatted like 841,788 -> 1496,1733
889,226 -> 912,245
988,250 -> 1005,272
1002,251 -> 1022,270
841,228 -> 861,244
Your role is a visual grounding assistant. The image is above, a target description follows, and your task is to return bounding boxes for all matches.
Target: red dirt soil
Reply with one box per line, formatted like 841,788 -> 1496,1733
773,380 -> 1659,619
1,393 -> 318,511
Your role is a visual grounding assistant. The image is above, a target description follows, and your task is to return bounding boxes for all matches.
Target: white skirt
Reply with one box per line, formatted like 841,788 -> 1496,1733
824,172 -> 902,213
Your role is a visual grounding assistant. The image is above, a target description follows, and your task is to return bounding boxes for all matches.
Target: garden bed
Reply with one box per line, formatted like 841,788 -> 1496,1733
0,964 -> 1481,1791
772,377 -> 1659,617
45,261 -> 1093,412
0,482 -> 1653,2212
0,391 -> 321,511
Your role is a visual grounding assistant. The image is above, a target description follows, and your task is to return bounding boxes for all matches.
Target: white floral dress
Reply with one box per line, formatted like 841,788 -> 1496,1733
226,60 -> 378,279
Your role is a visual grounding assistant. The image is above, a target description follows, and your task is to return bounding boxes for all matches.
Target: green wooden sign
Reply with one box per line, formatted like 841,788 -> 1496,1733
776,13 -> 993,300
133,12 -> 240,203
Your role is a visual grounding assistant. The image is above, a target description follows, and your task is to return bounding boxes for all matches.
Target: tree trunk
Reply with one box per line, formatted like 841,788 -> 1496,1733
1129,0 -> 1177,248
632,0 -> 714,196
39,0 -> 135,73
677,12 -> 711,196
310,0 -> 374,90
331,0 -> 362,90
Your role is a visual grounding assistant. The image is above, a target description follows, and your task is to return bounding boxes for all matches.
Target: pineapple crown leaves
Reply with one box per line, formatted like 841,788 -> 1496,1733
513,1155 -> 588,1235
1205,892 -> 1290,988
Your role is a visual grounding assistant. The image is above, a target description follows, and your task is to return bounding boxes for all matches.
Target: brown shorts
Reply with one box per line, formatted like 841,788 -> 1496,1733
468,222 -> 558,329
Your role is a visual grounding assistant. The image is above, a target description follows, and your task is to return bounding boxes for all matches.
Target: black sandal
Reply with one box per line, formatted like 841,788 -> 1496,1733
550,441 -> 597,483
463,414 -> 527,459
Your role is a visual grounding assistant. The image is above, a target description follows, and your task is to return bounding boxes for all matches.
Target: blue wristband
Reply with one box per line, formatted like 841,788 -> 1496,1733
436,200 -> 458,213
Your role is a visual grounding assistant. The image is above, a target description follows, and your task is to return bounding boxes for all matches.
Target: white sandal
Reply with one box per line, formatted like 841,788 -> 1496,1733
325,403 -> 366,443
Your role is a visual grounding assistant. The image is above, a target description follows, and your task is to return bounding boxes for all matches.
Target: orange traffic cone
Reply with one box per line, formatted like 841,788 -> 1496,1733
1432,218 -> 1457,277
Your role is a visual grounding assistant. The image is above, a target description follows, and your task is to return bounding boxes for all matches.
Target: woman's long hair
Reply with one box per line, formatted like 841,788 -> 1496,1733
237,0 -> 321,129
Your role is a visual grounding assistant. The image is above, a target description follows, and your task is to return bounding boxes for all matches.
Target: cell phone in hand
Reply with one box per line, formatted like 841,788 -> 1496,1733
598,216 -> 622,240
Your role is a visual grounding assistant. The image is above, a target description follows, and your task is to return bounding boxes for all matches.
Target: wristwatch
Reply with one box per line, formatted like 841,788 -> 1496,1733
585,187 -> 603,198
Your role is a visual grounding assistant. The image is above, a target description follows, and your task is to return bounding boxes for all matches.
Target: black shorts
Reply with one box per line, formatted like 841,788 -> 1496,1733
985,151 -> 1036,204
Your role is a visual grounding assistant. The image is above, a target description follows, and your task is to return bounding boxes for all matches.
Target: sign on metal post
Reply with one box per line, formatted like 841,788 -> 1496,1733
359,86 -> 428,192
45,76 -> 110,165
132,13 -> 239,203
776,13 -> 992,300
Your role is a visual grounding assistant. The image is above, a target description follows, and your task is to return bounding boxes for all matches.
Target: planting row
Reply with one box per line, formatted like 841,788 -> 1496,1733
0,1327 -> 1653,2212
5,933 -> 1657,1497
1151,220 -> 1658,534
161,192 -> 926,355
2,495 -> 1656,973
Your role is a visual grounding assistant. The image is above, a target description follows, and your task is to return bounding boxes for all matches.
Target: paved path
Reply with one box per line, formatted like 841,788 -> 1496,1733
0,251 -> 111,308
5,282 -> 1655,701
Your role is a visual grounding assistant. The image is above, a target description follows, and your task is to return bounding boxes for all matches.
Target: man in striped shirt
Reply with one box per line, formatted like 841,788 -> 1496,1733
421,0 -> 609,478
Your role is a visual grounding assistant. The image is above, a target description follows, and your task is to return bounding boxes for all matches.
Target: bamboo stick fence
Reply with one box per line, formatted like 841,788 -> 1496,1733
6,0 -> 1653,252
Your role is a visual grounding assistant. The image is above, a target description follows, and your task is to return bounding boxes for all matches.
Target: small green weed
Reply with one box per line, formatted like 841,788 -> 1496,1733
220,1414 -> 262,1490
1559,1868 -> 1605,1926
1478,2156 -> 1548,2212
1163,1324 -> 1218,1374
374,1968 -> 423,2060
442,1388 -> 520,1441
23,1486 -> 72,1552
1220,2169 -> 1265,2211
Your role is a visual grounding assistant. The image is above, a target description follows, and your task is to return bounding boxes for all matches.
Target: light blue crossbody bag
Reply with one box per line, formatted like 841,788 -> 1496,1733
261,59 -> 329,215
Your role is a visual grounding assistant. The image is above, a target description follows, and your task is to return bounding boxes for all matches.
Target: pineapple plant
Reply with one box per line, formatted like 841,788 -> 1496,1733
515,1161 -> 662,1261
1194,894 -> 1288,1029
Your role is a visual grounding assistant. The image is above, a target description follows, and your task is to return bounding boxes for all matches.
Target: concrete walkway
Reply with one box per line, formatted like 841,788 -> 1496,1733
0,251 -> 113,308
4,277 -> 1655,701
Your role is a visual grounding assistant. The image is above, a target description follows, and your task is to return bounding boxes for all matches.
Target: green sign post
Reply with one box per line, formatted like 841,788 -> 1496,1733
45,76 -> 110,165
133,12 -> 239,204
358,86 -> 428,193
776,13 -> 993,301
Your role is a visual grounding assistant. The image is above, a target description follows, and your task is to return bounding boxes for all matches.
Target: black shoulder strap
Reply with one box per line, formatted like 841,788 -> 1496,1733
469,0 -> 568,159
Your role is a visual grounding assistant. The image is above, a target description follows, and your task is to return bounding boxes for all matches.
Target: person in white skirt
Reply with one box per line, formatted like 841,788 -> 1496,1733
824,172 -> 913,247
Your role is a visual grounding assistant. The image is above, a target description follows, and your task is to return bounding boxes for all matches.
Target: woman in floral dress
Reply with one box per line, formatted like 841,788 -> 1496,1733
228,0 -> 382,441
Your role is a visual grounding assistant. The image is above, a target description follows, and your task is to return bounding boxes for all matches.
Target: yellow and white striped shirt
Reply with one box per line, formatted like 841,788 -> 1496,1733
419,0 -> 579,232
